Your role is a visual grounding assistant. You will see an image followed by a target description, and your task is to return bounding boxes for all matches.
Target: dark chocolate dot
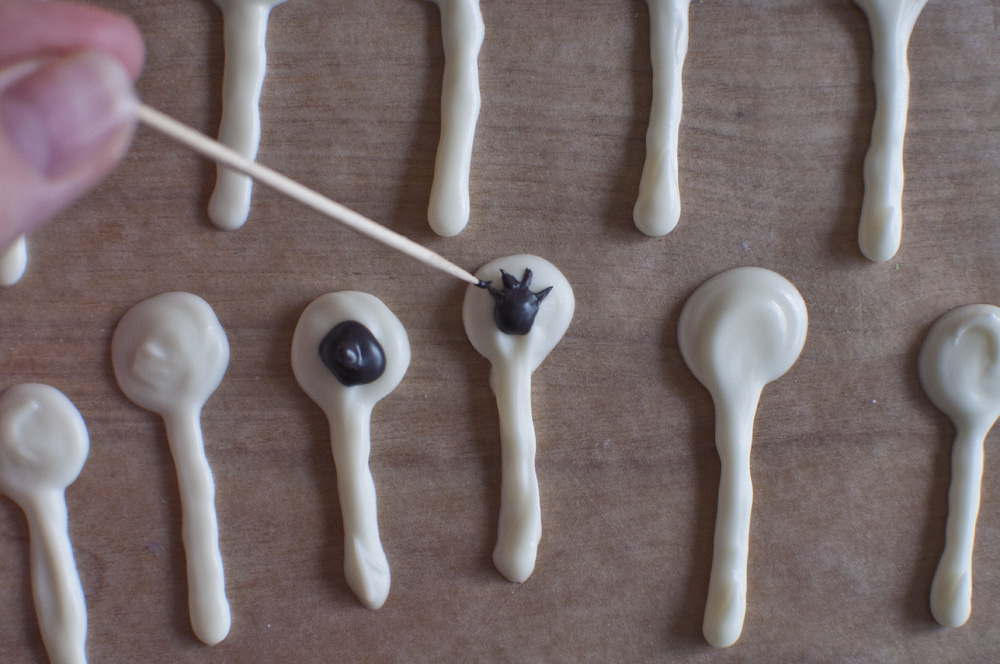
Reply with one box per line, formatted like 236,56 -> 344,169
485,268 -> 553,336
318,321 -> 386,386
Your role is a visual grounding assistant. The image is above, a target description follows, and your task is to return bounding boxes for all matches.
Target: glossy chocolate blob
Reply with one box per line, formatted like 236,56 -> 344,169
319,321 -> 387,387
486,269 -> 553,336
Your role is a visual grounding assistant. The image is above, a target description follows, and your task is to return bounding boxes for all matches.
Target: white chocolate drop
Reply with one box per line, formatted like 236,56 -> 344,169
633,0 -> 691,237
677,267 -> 807,648
111,292 -> 231,645
918,304 -> 1000,628
463,255 -> 574,582
291,292 -> 410,610
427,0 -> 484,237
0,383 -> 89,664
208,0 -> 288,230
853,0 -> 930,262
0,235 -> 27,286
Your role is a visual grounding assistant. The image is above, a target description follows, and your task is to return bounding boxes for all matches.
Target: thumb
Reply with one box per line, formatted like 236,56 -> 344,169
0,51 -> 138,247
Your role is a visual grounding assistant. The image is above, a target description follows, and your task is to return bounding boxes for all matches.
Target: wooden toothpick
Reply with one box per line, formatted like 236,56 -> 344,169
136,104 -> 483,287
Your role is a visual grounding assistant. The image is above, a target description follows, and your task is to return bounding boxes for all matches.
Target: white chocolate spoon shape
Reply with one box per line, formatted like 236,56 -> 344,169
291,292 -> 410,610
208,0 -> 289,230
0,384 -> 89,664
111,292 -> 231,645
426,0 -> 484,237
0,235 -> 27,286
919,304 -> 1000,628
633,0 -> 691,237
853,0 -> 930,262
463,255 -> 574,583
677,267 -> 807,648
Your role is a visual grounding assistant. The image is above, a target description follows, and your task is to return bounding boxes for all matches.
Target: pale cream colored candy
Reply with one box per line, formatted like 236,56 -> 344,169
919,304 -> 1000,628
427,0 -> 484,237
0,235 -> 27,287
291,292 -> 410,610
853,0 -> 930,262
0,383 -> 89,664
208,0 -> 289,230
678,267 -> 807,648
633,0 -> 691,237
111,292 -> 231,645
463,255 -> 574,583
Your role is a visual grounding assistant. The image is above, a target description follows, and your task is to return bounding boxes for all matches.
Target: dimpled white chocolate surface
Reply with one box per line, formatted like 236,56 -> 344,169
0,384 -> 89,664
919,304 -> 1000,629
678,267 -> 807,648
111,292 -> 231,646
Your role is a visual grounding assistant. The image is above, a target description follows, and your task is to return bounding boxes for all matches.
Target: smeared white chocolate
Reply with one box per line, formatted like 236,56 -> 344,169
463,255 -> 574,583
853,0 -> 930,262
111,292 -> 231,645
291,292 -> 410,610
427,0 -> 484,237
0,235 -> 27,286
919,304 -> 1000,628
208,0 -> 288,230
0,383 -> 89,664
677,267 -> 807,648
633,0 -> 691,237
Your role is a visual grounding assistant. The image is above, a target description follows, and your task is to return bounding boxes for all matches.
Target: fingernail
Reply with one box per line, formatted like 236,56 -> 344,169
0,52 -> 137,179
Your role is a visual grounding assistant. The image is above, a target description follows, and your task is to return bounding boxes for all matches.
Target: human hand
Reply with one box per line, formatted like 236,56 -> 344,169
0,0 -> 145,250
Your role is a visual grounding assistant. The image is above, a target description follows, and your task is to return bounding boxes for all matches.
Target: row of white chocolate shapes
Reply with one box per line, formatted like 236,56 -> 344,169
203,0 -> 928,254
1,265 -> 569,662
0,292 -> 235,661
289,254 -> 576,599
634,0 -> 930,259
422,0 -> 930,253
425,0 -> 692,238
204,0 -> 487,237
3,266 -> 995,658
116,255 -> 573,642
0,0 -> 932,287
682,268 -> 1000,647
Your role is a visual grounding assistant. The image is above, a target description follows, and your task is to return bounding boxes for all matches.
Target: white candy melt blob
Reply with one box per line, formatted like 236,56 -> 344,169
677,267 -> 807,648
0,235 -> 27,286
208,0 -> 289,230
0,384 -> 89,664
427,0 -> 484,237
111,292 -> 231,645
919,304 -> 1000,628
853,0 -> 930,262
291,292 -> 410,610
463,255 -> 574,583
633,0 -> 691,237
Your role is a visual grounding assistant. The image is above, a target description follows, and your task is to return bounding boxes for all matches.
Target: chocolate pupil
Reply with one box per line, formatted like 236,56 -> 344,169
318,321 -> 386,386
495,291 -> 540,336
486,268 -> 553,336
